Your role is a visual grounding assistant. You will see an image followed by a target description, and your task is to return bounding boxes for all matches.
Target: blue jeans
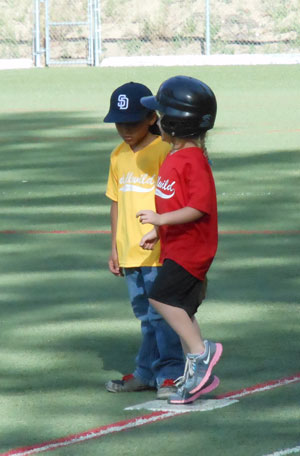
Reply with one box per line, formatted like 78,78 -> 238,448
124,266 -> 185,388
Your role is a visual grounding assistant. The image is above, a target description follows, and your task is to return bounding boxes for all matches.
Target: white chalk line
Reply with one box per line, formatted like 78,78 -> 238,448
217,374 -> 300,401
2,372 -> 300,456
262,445 -> 300,456
2,412 -> 177,456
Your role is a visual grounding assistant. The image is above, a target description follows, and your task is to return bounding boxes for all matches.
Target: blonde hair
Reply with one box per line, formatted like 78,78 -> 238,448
172,132 -> 209,160
199,133 -> 209,160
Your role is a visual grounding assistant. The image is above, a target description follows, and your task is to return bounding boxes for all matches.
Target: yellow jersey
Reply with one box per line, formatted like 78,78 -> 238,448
106,136 -> 170,267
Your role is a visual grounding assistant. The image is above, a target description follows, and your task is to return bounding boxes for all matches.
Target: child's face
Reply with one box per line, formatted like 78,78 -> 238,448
115,114 -> 156,149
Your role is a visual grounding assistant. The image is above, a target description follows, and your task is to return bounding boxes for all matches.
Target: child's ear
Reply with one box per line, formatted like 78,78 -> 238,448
149,112 -> 158,125
147,111 -> 158,126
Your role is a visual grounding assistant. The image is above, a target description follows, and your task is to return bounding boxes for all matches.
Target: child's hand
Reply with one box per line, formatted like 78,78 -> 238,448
139,228 -> 159,250
108,250 -> 123,276
136,210 -> 161,226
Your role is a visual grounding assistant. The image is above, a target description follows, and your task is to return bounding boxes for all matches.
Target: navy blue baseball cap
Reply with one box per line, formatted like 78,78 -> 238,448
103,82 -> 154,123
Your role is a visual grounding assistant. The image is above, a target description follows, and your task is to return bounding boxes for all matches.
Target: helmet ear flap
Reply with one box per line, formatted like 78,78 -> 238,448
199,114 -> 213,129
161,115 -> 207,138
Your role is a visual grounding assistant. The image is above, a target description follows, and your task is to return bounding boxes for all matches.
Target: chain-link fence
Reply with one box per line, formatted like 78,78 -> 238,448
101,0 -> 208,57
41,0 -> 100,66
0,0 -> 33,59
208,0 -> 300,55
0,0 -> 299,65
101,0 -> 300,57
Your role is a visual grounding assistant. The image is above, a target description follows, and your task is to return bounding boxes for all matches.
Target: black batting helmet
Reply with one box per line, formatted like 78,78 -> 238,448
141,75 -> 217,137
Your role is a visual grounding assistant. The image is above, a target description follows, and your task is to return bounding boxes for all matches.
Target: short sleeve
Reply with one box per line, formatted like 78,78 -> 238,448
105,152 -> 118,202
185,156 -> 213,215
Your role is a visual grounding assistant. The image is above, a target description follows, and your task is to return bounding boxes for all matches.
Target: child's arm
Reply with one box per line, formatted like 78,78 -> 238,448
108,201 -> 123,276
136,207 -> 203,226
139,227 -> 159,250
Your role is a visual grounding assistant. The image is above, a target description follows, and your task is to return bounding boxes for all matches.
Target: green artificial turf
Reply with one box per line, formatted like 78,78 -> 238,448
0,65 -> 299,455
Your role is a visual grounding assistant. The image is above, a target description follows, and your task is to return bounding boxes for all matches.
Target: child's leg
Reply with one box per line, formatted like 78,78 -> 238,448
150,297 -> 223,400
149,298 -> 205,355
141,268 -> 185,388
124,268 -> 158,386
180,317 -> 203,355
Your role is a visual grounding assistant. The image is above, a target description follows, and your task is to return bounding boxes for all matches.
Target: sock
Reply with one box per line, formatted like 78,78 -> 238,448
188,340 -> 208,359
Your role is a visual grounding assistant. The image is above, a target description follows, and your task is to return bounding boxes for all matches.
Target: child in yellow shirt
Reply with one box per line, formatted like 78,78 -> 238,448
104,82 -> 185,399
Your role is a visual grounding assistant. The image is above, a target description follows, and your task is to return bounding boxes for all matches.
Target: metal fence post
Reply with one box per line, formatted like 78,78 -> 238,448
34,0 -> 41,66
88,0 -> 93,65
44,0 -> 50,66
93,0 -> 101,66
205,0 -> 211,55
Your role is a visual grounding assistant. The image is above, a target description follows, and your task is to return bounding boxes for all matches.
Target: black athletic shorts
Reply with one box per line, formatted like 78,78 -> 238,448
148,259 -> 206,318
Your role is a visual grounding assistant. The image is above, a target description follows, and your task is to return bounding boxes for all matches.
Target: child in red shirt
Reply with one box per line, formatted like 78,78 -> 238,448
137,75 -> 223,404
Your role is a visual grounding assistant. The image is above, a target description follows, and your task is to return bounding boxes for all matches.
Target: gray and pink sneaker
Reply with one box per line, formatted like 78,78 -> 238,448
168,340 -> 223,405
168,374 -> 220,404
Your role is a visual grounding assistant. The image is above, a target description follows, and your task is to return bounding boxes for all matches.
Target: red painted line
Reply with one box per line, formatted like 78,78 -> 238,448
262,444 -> 300,456
0,229 -> 299,235
1,373 -> 299,456
220,229 -> 300,235
1,411 -> 176,456
0,229 -> 111,235
216,372 -> 300,400
20,136 -> 100,142
214,128 -> 300,136
267,128 -> 300,134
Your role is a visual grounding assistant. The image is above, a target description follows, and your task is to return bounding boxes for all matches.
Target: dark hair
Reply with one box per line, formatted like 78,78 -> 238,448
147,111 -> 161,136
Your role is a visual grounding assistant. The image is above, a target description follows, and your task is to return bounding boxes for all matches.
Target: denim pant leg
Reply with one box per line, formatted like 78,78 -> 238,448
124,267 -> 158,387
141,268 -> 185,388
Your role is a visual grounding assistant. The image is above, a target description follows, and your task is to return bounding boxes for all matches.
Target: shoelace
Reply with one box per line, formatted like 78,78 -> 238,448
174,356 -> 195,387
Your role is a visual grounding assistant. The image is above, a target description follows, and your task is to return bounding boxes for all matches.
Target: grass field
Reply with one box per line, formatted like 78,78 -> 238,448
0,65 -> 299,456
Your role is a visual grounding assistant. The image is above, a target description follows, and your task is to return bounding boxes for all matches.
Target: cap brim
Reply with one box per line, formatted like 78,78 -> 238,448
140,95 -> 160,111
103,110 -> 149,123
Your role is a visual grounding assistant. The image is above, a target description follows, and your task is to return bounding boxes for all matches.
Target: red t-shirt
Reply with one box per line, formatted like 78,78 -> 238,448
155,147 -> 218,280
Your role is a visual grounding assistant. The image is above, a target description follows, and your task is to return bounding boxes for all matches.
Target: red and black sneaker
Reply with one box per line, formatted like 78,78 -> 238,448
156,379 -> 177,399
105,374 -> 155,393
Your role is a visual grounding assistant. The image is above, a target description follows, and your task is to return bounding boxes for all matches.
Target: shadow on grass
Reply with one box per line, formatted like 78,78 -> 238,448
213,148 -> 300,230
0,111 -> 119,231
0,111 -> 299,453
0,231 -> 299,389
